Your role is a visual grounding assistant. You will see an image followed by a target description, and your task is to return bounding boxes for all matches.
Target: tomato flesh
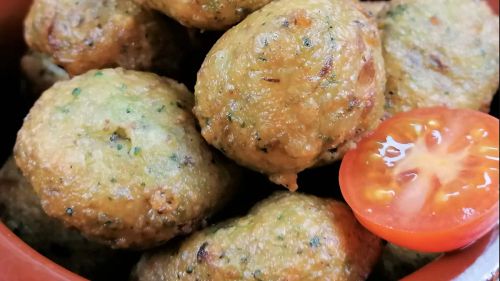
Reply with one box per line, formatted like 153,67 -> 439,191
339,107 -> 499,252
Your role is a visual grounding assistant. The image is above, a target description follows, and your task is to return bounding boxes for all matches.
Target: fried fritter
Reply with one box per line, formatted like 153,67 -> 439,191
24,0 -> 187,76
134,0 -> 273,30
133,192 -> 382,281
194,0 -> 385,190
0,157 -> 138,280
14,68 -> 239,249
381,0 -> 499,114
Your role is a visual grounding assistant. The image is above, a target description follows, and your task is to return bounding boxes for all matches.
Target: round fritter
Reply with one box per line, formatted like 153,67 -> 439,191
14,68 -> 239,249
194,0 -> 385,190
0,157 -> 138,280
381,0 -> 500,114
24,0 -> 187,76
21,51 -> 69,98
133,192 -> 382,281
134,0 -> 273,30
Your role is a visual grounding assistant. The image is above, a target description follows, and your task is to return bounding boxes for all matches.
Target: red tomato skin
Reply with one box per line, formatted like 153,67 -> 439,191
352,208 -> 499,253
339,107 -> 499,253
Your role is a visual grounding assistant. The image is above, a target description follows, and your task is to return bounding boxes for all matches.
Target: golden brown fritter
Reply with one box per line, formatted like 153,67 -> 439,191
380,0 -> 499,114
14,68 -> 239,249
24,0 -> 187,76
194,0 -> 385,190
134,0 -> 273,30
0,157 -> 137,280
21,51 -> 69,98
133,192 -> 382,281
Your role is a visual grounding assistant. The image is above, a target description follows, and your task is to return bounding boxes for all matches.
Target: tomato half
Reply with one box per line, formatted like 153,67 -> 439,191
339,107 -> 499,253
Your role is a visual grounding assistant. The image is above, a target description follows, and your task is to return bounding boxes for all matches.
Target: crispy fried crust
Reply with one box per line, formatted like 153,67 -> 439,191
381,0 -> 499,114
24,0 -> 187,76
14,68 -> 239,249
134,192 -> 382,281
194,0 -> 385,189
134,0 -> 273,30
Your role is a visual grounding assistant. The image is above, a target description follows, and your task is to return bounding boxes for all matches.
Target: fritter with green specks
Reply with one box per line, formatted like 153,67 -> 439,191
381,0 -> 499,114
14,68 -> 239,249
24,0 -> 187,76
133,192 -> 382,281
134,0 -> 273,30
194,0 -> 386,190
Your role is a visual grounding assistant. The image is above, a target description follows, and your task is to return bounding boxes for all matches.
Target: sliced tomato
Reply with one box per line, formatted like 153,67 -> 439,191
339,107 -> 499,253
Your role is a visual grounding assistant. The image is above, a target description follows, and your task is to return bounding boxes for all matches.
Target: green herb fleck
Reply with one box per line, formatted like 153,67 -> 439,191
94,71 -> 103,77
176,101 -> 185,109
132,147 -> 141,156
327,73 -> 338,84
141,182 -> 146,187
320,135 -> 333,143
303,37 -> 312,47
253,269 -> 264,281
277,234 -> 285,241
186,266 -> 194,274
126,107 -> 132,114
72,88 -> 81,97
387,4 -> 408,18
169,153 -> 179,162
157,105 -> 166,113
56,106 -> 70,113
110,178 -> 117,183
384,101 -> 393,110
117,144 -> 123,151
309,236 -> 321,248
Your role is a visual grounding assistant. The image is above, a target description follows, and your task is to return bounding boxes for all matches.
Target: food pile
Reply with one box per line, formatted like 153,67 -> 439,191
1,0 -> 498,280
